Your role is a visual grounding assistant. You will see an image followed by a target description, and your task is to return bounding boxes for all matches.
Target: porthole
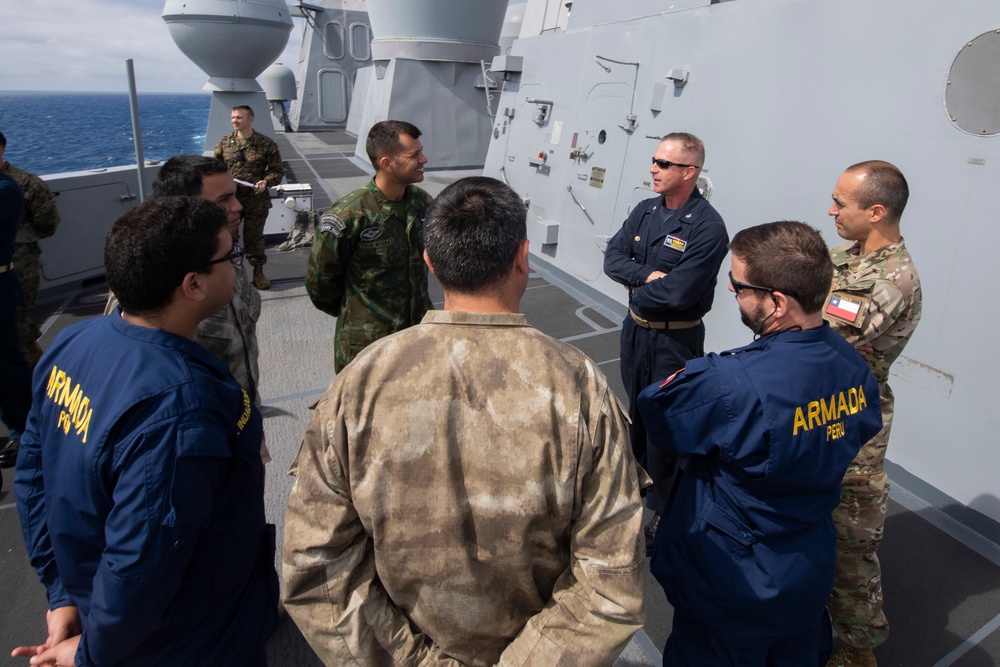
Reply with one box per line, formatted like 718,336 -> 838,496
945,30 -> 1000,136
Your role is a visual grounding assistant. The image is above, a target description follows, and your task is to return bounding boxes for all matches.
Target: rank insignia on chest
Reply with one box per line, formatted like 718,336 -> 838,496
664,235 -> 687,251
825,292 -> 867,324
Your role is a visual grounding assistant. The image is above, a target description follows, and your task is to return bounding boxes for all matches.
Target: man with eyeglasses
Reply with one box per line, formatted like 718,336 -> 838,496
103,155 -> 268,461
637,220 -> 882,666
603,132 -> 729,553
214,105 -> 285,290
306,120 -> 434,373
823,161 -> 921,667
13,196 -> 278,667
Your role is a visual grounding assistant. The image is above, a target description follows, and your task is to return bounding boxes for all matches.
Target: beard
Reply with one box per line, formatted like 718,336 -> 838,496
740,299 -> 773,335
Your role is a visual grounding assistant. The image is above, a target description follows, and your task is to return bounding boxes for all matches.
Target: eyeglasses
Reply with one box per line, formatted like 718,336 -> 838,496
652,157 -> 699,170
728,271 -> 798,299
208,243 -> 245,268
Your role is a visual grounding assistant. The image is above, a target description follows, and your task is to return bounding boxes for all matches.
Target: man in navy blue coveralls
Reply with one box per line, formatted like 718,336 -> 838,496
0,172 -> 32,494
603,132 -> 729,550
13,197 -> 278,666
639,221 -> 882,666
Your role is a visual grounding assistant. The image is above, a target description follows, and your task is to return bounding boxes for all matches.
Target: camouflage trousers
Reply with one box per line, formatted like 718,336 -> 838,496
13,243 -> 41,358
236,189 -> 270,267
828,389 -> 894,650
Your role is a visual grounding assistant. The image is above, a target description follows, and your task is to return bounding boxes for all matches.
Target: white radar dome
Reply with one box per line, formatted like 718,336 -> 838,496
261,62 -> 297,101
163,0 -> 293,81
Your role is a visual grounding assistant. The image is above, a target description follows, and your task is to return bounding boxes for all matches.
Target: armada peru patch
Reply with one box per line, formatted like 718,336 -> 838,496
825,292 -> 868,325
359,227 -> 383,242
663,235 -> 687,251
318,213 -> 345,238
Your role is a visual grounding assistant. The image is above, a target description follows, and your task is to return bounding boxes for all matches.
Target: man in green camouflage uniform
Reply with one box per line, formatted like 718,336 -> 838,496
306,120 -> 433,372
0,132 -> 61,367
214,105 -> 284,290
823,161 -> 922,667
284,177 -> 647,666
103,156 -> 268,462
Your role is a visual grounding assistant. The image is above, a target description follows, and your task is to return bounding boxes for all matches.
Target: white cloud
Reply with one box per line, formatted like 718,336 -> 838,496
2,1 -> 303,93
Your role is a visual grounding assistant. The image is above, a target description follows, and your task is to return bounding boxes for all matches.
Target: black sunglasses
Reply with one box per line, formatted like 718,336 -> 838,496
652,157 -> 699,170
208,243 -> 245,268
728,271 -> 799,299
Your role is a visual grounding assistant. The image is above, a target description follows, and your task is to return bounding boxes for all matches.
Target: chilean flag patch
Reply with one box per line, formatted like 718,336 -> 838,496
826,294 -> 862,323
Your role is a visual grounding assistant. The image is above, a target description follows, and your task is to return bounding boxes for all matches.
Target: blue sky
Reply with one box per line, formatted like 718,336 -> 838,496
2,0 -> 304,93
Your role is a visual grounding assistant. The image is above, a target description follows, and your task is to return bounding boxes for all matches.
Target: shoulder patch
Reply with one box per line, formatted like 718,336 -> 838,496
360,227 -> 383,242
318,213 -> 346,238
825,291 -> 868,325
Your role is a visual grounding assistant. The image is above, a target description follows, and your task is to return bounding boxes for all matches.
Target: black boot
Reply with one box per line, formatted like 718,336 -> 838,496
0,437 -> 19,469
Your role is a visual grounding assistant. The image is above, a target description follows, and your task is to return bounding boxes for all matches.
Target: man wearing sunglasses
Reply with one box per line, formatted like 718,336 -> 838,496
823,161 -> 921,667
214,105 -> 285,290
103,155 -> 268,461
638,221 -> 882,666
14,197 -> 278,667
603,132 -> 729,553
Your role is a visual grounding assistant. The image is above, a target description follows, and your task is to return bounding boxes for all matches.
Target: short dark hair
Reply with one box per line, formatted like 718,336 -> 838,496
663,131 -> 705,168
729,220 -> 833,314
366,120 -> 421,170
424,177 -> 526,294
845,160 -> 909,221
152,155 -> 229,198
232,105 -> 255,118
105,197 -> 226,315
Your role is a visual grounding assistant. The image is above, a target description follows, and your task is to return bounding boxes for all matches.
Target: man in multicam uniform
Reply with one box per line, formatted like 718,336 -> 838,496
214,105 -> 284,290
283,176 -> 647,666
823,161 -> 922,667
305,120 -> 433,373
103,156 -> 268,462
0,131 -> 61,367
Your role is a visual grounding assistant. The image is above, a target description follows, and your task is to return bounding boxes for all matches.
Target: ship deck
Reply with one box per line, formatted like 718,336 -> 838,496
1,130 -> 999,666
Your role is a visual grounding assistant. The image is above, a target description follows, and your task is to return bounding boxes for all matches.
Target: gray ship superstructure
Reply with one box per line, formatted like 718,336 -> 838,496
5,1 -> 1000,664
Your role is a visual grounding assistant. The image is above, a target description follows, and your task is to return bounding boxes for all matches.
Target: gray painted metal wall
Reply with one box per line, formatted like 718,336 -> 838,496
483,0 -> 1000,527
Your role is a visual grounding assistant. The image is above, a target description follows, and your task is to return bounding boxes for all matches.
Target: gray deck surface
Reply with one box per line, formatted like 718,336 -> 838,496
1,131 -> 998,666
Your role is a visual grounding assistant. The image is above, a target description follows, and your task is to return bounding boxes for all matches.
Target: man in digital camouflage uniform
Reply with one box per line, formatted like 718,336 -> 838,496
824,161 -> 922,667
104,155 -> 268,462
0,131 -> 60,469
305,119 -> 433,373
0,131 -> 61,367
284,177 -> 647,666
214,105 -> 284,290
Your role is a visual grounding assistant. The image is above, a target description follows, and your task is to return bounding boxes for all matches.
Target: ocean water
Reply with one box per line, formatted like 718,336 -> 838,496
0,92 -> 211,176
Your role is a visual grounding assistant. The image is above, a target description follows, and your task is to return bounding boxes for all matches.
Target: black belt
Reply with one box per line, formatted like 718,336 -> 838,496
629,309 -> 701,330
